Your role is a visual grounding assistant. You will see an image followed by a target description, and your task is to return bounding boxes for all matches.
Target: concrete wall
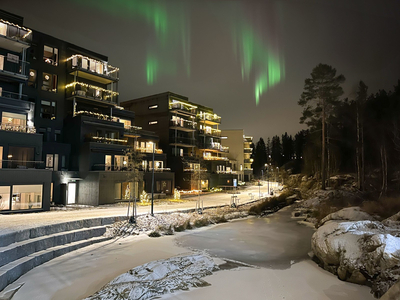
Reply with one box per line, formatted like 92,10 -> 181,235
221,129 -> 245,180
76,172 -> 99,206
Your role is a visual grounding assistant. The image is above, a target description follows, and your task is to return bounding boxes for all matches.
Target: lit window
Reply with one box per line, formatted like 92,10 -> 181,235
41,100 -> 56,120
0,186 -> 10,211
46,154 -> 53,169
148,104 -> 158,110
11,185 -> 43,210
221,136 -> 228,139
28,69 -> 37,87
43,45 -> 58,66
42,73 -> 57,92
149,121 -> 158,125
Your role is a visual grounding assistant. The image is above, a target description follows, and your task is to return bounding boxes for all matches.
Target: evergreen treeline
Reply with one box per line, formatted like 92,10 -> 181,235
252,63 -> 400,196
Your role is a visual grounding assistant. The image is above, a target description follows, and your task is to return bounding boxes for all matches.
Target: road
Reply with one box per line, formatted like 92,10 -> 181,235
0,182 -> 279,234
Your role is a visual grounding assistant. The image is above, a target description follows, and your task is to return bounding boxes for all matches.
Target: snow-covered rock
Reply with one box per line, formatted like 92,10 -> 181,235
311,219 -> 400,296
319,207 -> 375,226
85,254 -> 217,300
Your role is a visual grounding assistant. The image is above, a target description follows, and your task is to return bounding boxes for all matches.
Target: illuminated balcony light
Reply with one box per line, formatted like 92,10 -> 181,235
0,19 -> 32,39
65,82 -> 119,95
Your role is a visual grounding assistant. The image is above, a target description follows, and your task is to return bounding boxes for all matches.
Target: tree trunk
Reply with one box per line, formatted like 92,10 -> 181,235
380,144 -> 388,198
321,103 -> 326,190
361,124 -> 365,191
356,104 -> 362,190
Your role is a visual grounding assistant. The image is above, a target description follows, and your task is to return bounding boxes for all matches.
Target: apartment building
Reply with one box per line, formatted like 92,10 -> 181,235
121,92 -> 237,190
0,11 -> 52,212
0,10 -> 173,213
221,129 -> 254,182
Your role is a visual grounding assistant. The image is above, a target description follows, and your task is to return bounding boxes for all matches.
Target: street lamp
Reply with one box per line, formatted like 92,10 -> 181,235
265,163 -> 269,195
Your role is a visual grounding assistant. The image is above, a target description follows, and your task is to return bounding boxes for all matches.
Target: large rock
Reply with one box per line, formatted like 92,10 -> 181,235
312,219 -> 400,297
319,207 -> 375,226
85,254 -> 217,300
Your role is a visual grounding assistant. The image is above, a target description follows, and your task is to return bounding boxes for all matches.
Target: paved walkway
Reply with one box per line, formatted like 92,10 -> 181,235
0,183 -> 279,234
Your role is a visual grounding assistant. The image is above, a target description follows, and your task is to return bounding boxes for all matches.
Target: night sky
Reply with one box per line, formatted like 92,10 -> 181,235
3,0 -> 400,142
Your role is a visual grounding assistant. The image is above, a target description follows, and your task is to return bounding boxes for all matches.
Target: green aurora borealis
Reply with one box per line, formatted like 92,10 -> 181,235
71,0 -> 284,105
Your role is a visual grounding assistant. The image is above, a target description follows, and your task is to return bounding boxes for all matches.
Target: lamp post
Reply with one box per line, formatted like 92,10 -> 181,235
265,163 -> 269,195
151,143 -> 155,216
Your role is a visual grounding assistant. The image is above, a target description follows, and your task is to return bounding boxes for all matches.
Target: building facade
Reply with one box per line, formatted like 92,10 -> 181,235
121,92 -> 237,190
221,129 -> 254,182
0,10 -> 173,213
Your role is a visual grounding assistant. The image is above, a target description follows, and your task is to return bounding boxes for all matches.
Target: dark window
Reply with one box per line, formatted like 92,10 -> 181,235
43,45 -> 58,66
8,146 -> 34,168
42,73 -> 57,92
40,100 -> 56,120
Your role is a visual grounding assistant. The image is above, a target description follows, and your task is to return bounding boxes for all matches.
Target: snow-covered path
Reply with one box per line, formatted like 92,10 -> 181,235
0,183 -> 274,234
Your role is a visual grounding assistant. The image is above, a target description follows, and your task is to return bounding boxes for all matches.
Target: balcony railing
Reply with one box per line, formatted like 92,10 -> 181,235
169,120 -> 197,130
0,60 -> 30,79
244,159 -> 252,164
169,103 -> 197,114
86,135 -> 127,145
201,144 -> 229,153
67,55 -> 119,82
0,20 -> 32,43
203,156 -> 228,161
0,160 -> 44,169
244,148 -> 252,154
169,136 -> 196,146
0,90 -> 28,101
0,123 -> 36,133
75,110 -> 120,122
124,125 -> 142,135
135,147 -> 163,154
198,128 -> 221,137
217,170 -> 237,174
197,114 -> 221,123
66,82 -> 118,104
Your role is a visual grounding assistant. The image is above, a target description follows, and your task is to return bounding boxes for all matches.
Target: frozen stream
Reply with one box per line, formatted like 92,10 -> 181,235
176,206 -> 315,269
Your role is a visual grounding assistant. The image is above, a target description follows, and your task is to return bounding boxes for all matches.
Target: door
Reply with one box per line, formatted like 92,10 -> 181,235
67,182 -> 76,204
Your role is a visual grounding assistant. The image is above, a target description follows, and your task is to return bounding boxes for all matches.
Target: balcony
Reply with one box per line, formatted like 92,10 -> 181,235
0,20 -> 32,52
0,159 -> 44,169
203,156 -> 228,161
123,125 -> 142,137
66,82 -> 118,105
0,123 -> 36,134
198,128 -> 221,137
169,102 -> 197,115
0,59 -> 30,81
75,110 -> 120,122
169,120 -> 196,132
169,136 -> 196,147
244,159 -> 252,164
85,135 -> 127,145
244,148 -> 252,154
67,55 -> 119,84
200,144 -> 229,153
136,147 -> 163,154
197,114 -> 221,125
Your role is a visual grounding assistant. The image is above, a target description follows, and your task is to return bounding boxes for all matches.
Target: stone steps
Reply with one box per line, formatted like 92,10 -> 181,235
0,216 -> 125,292
0,235 -> 111,291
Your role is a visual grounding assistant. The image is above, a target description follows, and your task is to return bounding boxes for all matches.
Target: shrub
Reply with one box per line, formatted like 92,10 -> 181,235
185,220 -> 192,230
248,190 -> 295,215
148,231 -> 161,238
174,223 -> 186,232
194,218 -> 209,228
362,197 -> 400,220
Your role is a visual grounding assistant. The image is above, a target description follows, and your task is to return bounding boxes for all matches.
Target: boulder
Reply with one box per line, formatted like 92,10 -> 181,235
319,207 -> 375,226
312,219 -> 400,296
